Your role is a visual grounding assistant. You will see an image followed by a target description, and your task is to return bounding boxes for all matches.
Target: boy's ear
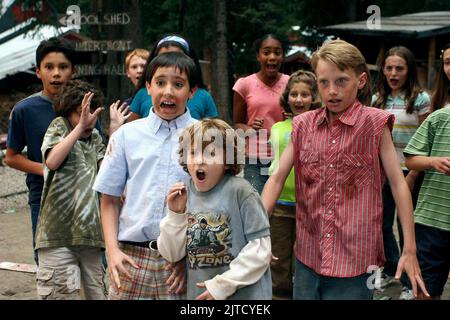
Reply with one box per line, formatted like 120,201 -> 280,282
36,67 -> 42,80
189,85 -> 198,99
145,81 -> 151,95
358,72 -> 368,90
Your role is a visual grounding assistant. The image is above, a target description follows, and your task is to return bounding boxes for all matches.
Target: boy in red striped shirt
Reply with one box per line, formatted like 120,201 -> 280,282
262,40 -> 429,300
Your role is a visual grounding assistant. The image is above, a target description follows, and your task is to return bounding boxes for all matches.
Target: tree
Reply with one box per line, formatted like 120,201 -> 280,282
212,0 -> 230,122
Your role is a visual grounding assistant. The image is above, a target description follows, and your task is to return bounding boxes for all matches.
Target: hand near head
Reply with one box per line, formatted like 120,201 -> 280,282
195,282 -> 215,300
109,100 -> 130,135
77,92 -> 103,134
167,182 -> 187,213
395,252 -> 430,299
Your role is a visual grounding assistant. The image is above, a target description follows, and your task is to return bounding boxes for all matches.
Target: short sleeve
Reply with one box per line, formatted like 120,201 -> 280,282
6,105 -> 26,152
41,118 -> 68,161
130,88 -> 148,116
201,90 -> 219,118
232,77 -> 248,101
92,129 -> 106,162
239,191 -> 270,241
414,91 -> 431,116
93,128 -> 128,196
404,114 -> 434,157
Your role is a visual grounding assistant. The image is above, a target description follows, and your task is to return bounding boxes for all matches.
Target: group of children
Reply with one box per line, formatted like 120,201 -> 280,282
4,32 -> 450,300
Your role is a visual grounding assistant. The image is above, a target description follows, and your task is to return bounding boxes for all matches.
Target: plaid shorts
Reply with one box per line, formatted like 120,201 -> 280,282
108,243 -> 186,300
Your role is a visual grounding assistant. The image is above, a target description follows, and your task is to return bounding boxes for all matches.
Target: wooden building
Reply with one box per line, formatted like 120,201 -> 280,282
320,11 -> 450,90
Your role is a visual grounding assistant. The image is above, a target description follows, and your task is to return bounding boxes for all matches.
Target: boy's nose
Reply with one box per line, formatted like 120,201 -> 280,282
163,84 -> 174,95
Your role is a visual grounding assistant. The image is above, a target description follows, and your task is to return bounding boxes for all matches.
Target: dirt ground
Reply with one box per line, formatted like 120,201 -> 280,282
1,206 -> 449,300
0,206 -> 37,300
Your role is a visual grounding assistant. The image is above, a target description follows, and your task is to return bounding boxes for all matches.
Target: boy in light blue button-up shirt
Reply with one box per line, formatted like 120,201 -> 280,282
93,52 -> 197,300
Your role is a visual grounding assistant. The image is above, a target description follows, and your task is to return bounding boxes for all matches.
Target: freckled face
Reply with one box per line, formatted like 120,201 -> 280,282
316,59 -> 366,121
126,55 -> 147,86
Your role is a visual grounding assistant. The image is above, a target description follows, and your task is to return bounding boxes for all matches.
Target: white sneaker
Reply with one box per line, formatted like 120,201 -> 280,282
399,287 -> 414,300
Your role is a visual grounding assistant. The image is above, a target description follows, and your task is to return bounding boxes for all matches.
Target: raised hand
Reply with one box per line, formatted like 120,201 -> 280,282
77,92 -> 103,137
109,100 -> 130,135
167,182 -> 187,213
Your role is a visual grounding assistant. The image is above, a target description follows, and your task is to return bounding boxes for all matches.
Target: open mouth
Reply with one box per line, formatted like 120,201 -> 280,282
50,81 -> 63,86
328,99 -> 342,105
160,101 -> 176,108
266,63 -> 279,71
196,169 -> 206,181
389,79 -> 399,86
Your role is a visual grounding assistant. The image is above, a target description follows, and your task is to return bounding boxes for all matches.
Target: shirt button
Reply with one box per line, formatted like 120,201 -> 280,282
332,140 -> 336,144
329,187 -> 332,191
326,233 -> 331,238
329,209 -> 333,214
330,164 -> 334,168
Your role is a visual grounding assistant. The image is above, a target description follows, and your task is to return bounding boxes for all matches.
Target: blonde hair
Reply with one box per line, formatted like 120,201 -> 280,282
311,39 -> 371,105
178,119 -> 244,176
280,70 -> 321,112
125,48 -> 150,70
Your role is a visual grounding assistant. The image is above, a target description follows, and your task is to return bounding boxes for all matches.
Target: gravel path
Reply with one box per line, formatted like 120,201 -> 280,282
0,163 -> 28,213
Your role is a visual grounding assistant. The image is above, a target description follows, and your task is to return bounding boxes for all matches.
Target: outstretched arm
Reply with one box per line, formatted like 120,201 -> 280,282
379,126 -> 429,299
261,141 -> 294,215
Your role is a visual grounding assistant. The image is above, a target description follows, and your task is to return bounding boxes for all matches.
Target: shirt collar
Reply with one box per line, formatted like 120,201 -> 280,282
316,100 -> 363,127
147,107 -> 193,134
387,92 -> 405,102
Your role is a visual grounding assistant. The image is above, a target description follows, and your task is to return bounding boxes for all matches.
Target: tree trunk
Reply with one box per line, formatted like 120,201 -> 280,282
213,0 -> 230,123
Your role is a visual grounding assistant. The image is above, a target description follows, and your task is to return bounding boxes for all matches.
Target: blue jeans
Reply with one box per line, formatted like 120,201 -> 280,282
244,161 -> 270,194
293,259 -> 373,300
30,203 -> 40,265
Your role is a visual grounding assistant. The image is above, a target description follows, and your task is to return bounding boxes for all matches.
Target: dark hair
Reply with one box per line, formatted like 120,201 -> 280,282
280,70 -> 321,112
253,34 -> 287,56
430,43 -> 450,112
55,80 -> 104,118
136,34 -> 205,93
178,119 -> 244,176
145,52 -> 197,89
373,46 -> 422,114
36,37 -> 76,69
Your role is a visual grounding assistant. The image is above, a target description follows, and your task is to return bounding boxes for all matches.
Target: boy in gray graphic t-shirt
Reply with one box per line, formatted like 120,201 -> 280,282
158,119 -> 272,300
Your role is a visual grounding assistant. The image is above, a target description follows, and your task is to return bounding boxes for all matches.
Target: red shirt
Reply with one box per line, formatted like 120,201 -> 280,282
292,101 -> 394,277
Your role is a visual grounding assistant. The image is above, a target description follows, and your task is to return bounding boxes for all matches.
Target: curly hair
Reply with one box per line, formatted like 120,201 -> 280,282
54,80 -> 104,118
178,119 -> 244,176
279,70 -> 321,112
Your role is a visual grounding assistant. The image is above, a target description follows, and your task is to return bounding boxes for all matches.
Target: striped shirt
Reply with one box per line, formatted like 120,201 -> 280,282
292,101 -> 394,277
404,105 -> 450,231
371,92 -> 430,169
